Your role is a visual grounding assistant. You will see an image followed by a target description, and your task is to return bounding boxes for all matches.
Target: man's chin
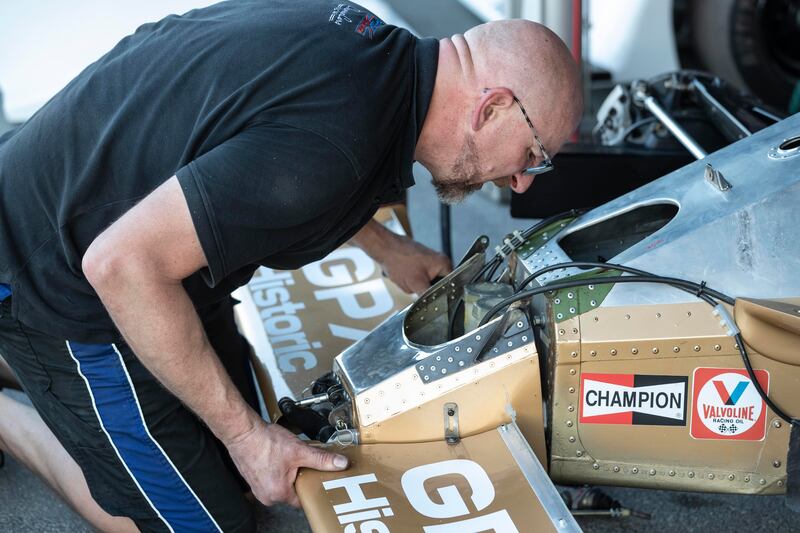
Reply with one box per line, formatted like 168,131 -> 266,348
432,179 -> 483,205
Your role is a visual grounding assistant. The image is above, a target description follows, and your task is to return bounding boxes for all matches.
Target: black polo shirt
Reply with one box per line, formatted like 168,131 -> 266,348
0,0 -> 438,343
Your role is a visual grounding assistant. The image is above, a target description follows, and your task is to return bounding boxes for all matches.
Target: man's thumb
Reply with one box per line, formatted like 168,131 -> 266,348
302,445 -> 349,471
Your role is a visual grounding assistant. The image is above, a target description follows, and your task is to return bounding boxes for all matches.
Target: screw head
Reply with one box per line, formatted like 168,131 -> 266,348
447,408 -> 455,416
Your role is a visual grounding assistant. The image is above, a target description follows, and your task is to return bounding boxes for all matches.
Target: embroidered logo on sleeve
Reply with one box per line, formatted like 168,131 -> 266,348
354,14 -> 384,39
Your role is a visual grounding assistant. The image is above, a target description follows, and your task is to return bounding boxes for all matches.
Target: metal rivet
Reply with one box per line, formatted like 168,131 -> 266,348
458,361 -> 465,367
448,357 -> 454,363
728,474 -> 735,481
669,470 -> 675,477
774,420 -> 782,428
687,311 -> 692,317
568,405 -> 575,412
436,356 -> 441,361
522,336 -> 528,342
364,398 -> 370,404
567,292 -> 574,299
673,346 -> 680,353
778,480 -> 785,487
570,369 -> 577,375
430,366 -> 436,371
455,346 -> 460,352
571,351 -> 578,358
652,347 -> 659,354
475,335 -> 482,341
632,467 -> 639,474
694,345 -> 701,352
419,365 -> 424,370
590,350 -> 597,357
656,312 -> 662,318
744,476 -> 751,482
714,344 -> 721,351
688,471 -> 695,478
625,314 -> 631,320
760,478 -> 766,485
590,300 -> 597,306
507,341 -> 513,347
466,347 -> 473,353
649,469 -> 656,476
569,307 -> 576,314
572,328 -> 579,334
554,298 -> 561,304
593,463 -> 600,470
588,285 -> 595,290
559,329 -> 566,335
441,369 -> 447,374
517,322 -> 524,329
610,349 -> 618,356
593,316 -> 599,322
631,348 -> 639,355
708,473 -> 715,480
575,449 -> 582,456
613,466 -> 620,473
567,421 -> 573,427
569,387 -> 575,393
568,436 -> 576,443
773,460 -> 782,468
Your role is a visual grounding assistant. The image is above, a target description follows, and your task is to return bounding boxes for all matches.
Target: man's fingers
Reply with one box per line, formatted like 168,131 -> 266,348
298,444 -> 349,472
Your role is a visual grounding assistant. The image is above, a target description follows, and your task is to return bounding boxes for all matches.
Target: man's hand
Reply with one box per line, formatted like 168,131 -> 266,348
226,421 -> 348,507
350,219 -> 452,295
379,233 -> 452,294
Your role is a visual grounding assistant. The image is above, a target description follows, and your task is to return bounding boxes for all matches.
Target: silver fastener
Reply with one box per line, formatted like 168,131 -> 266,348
568,405 -> 575,412
610,349 -> 618,356
590,350 -> 597,357
571,351 -> 578,358
570,369 -> 577,375
566,421 -> 573,427
773,460 -> 782,468
569,307 -> 576,314
557,313 -> 564,319
728,474 -> 735,481
613,466 -> 620,473
688,471 -> 695,478
631,348 -> 639,355
590,300 -> 597,306
708,473 -> 715,480
569,387 -> 575,393
466,347 -> 473,353
774,420 -> 782,428
669,470 -> 675,477
576,449 -> 582,456
593,463 -> 600,470
632,467 -> 639,474
694,345 -> 701,352
652,348 -> 659,354
568,436 -> 576,443
714,344 -> 721,351
673,346 -> 680,353
649,469 -> 656,476
760,478 -> 766,485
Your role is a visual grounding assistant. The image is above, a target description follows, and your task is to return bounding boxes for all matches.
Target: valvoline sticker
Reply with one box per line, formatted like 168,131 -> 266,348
690,368 -> 769,441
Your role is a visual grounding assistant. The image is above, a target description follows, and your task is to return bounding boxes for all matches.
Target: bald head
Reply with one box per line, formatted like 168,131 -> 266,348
464,20 -> 582,152
415,19 -> 582,203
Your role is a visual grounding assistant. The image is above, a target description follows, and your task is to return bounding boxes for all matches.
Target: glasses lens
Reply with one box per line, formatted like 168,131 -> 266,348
523,160 -> 554,176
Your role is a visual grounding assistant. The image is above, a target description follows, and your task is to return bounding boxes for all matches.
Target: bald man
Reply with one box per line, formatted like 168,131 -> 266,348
0,1 -> 581,531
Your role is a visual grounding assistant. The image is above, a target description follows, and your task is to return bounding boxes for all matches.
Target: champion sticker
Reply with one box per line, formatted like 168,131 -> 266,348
580,374 -> 688,426
690,368 -> 769,441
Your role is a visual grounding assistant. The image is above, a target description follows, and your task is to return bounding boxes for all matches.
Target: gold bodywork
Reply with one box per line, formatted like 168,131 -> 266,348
549,298 -> 800,494
298,424 -> 572,532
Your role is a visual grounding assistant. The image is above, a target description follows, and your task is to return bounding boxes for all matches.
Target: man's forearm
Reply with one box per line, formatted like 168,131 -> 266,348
90,266 -> 259,446
349,218 -> 393,263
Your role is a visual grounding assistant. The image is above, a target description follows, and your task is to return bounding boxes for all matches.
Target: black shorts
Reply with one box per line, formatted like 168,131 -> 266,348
0,293 -> 259,533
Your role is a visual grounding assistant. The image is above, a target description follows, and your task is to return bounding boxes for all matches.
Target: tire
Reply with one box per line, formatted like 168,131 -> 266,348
692,0 -> 800,110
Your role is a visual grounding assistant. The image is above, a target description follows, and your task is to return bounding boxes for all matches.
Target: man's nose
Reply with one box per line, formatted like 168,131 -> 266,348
510,173 -> 535,194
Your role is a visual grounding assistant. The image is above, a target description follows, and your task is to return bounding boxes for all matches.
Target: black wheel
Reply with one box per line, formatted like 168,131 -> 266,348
692,0 -> 800,111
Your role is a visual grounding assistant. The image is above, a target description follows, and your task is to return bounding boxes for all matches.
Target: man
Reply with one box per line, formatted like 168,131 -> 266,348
0,0 -> 581,531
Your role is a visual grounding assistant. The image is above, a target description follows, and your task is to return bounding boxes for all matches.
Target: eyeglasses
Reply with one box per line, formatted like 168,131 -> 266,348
511,95 -> 554,176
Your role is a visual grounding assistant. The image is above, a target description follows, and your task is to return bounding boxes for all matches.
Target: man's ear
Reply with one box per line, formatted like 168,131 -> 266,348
471,87 -> 515,131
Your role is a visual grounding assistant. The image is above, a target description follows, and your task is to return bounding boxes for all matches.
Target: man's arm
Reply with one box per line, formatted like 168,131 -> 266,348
82,176 -> 347,507
350,218 -> 452,294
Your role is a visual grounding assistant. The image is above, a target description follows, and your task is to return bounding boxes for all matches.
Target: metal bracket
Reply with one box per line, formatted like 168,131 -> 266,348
444,403 -> 460,444
705,163 -> 732,192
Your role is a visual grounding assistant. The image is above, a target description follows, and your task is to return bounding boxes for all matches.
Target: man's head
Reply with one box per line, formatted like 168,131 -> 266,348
415,19 -> 583,204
